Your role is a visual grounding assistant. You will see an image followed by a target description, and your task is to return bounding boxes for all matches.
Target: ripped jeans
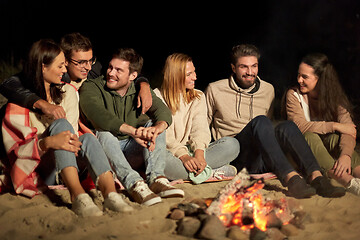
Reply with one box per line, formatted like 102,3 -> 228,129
36,119 -> 113,186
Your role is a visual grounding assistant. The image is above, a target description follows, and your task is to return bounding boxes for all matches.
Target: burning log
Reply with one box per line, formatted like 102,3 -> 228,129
169,168 -> 305,239
207,168 -> 296,232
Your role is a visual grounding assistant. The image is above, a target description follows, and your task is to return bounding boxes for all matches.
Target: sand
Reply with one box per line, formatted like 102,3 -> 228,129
0,178 -> 359,240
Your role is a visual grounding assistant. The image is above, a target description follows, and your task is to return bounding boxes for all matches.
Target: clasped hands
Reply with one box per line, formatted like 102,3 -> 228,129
180,150 -> 207,177
128,121 -> 168,152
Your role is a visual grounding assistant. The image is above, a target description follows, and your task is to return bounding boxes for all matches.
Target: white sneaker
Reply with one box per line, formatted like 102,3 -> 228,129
149,176 -> 185,198
72,193 -> 103,217
211,165 -> 237,180
347,178 -> 360,196
104,192 -> 134,213
129,181 -> 162,206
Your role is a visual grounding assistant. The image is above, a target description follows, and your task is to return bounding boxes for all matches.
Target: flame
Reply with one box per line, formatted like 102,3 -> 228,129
217,180 -> 269,231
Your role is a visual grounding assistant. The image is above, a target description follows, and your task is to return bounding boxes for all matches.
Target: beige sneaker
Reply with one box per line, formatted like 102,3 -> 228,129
104,192 -> 134,213
149,176 -> 184,198
347,178 -> 360,196
129,181 -> 162,206
72,193 -> 103,217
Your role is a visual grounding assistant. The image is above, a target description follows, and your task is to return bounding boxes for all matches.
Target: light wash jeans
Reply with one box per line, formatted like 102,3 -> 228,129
36,119 -> 113,186
96,122 -> 167,190
163,136 -> 240,180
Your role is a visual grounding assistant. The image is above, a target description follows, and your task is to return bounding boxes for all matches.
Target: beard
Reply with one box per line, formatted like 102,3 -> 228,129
236,74 -> 256,89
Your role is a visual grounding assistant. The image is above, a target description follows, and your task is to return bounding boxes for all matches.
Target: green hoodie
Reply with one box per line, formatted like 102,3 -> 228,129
79,76 -> 172,140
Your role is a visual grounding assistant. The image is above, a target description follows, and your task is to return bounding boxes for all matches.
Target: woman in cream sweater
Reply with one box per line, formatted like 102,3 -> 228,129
154,53 -> 240,183
285,52 -> 360,195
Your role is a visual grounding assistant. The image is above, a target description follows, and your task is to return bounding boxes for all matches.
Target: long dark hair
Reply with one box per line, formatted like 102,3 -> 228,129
24,39 -> 64,104
301,53 -> 352,122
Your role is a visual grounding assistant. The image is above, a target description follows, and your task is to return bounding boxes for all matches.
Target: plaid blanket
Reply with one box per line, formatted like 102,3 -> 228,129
1,103 -> 42,197
0,82 -> 94,197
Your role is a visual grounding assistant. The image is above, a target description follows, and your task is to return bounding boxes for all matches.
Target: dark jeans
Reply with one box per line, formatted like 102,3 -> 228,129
232,115 -> 321,184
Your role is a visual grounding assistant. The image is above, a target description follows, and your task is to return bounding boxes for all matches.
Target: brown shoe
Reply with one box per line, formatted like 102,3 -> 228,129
149,176 -> 184,198
129,181 -> 161,206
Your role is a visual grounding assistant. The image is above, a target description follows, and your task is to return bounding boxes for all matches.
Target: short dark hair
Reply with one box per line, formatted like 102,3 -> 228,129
60,33 -> 92,60
231,44 -> 260,65
112,48 -> 143,74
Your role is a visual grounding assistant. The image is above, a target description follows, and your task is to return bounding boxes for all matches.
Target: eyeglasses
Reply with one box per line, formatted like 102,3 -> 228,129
69,57 -> 96,67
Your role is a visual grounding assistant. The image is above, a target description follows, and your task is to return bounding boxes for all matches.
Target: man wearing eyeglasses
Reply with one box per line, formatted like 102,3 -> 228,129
0,33 -> 152,119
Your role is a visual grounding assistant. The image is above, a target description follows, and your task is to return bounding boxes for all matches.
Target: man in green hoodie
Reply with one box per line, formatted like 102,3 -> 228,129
79,48 -> 184,206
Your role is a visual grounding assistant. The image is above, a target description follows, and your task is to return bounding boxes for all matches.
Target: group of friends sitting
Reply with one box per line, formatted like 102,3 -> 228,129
0,33 -> 359,217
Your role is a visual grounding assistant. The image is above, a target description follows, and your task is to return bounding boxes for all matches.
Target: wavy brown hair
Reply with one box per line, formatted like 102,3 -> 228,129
301,53 -> 352,121
24,39 -> 64,104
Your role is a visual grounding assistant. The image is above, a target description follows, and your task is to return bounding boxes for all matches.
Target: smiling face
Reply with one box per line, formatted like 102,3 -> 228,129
184,61 -> 197,90
106,58 -> 137,95
67,50 -> 93,81
297,62 -> 319,95
231,56 -> 258,89
42,51 -> 67,86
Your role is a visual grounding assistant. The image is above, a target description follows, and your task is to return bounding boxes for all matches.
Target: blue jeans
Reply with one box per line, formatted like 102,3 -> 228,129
96,122 -> 167,190
233,115 -> 321,184
37,119 -> 113,186
164,137 -> 240,180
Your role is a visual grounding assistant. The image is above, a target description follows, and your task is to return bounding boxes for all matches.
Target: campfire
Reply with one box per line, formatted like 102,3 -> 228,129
169,169 -> 306,239
206,169 -> 293,232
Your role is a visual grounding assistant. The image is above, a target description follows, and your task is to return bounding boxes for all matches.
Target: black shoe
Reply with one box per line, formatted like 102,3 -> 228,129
287,175 -> 316,199
310,176 -> 346,198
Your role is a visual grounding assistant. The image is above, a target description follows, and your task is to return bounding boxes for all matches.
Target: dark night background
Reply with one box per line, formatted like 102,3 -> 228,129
1,0 -> 360,121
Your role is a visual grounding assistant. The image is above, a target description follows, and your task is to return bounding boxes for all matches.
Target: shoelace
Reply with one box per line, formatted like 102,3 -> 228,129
212,170 -> 225,180
76,195 -> 92,207
155,178 -> 171,186
134,182 -> 153,197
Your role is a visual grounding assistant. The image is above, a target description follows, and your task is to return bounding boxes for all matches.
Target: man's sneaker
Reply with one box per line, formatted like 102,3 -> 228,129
129,181 -> 162,206
211,165 -> 237,180
104,192 -> 134,213
347,178 -> 360,196
287,175 -> 316,199
72,193 -> 103,217
310,176 -> 345,198
149,176 -> 185,198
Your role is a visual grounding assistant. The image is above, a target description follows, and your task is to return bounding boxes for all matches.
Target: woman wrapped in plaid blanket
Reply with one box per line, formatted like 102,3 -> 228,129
1,39 -> 133,216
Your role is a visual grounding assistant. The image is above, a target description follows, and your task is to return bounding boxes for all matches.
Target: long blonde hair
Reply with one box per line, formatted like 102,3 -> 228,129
160,53 -> 200,114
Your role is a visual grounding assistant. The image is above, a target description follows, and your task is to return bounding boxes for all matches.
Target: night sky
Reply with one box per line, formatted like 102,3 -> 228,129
1,0 -> 360,119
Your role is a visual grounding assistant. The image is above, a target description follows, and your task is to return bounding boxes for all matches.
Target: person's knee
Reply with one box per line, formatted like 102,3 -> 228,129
303,131 -> 321,142
250,115 -> 272,130
275,120 -> 301,136
49,118 -> 74,134
253,115 -> 271,124
221,137 -> 240,158
80,133 -> 97,145
96,131 -> 117,145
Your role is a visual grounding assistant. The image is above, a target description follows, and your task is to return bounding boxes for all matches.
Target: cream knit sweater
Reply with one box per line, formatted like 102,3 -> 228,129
154,88 -> 211,158
205,75 -> 275,140
29,84 -> 79,137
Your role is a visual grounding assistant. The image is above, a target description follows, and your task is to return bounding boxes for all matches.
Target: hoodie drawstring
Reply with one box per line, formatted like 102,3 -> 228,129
236,90 -> 254,121
249,95 -> 254,120
236,91 -> 241,118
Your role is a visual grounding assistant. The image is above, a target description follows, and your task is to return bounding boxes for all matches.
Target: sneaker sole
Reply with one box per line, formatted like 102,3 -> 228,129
158,189 -> 184,198
143,196 -> 162,206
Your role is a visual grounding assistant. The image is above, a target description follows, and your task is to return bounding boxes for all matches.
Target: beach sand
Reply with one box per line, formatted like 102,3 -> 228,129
0,178 -> 359,240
